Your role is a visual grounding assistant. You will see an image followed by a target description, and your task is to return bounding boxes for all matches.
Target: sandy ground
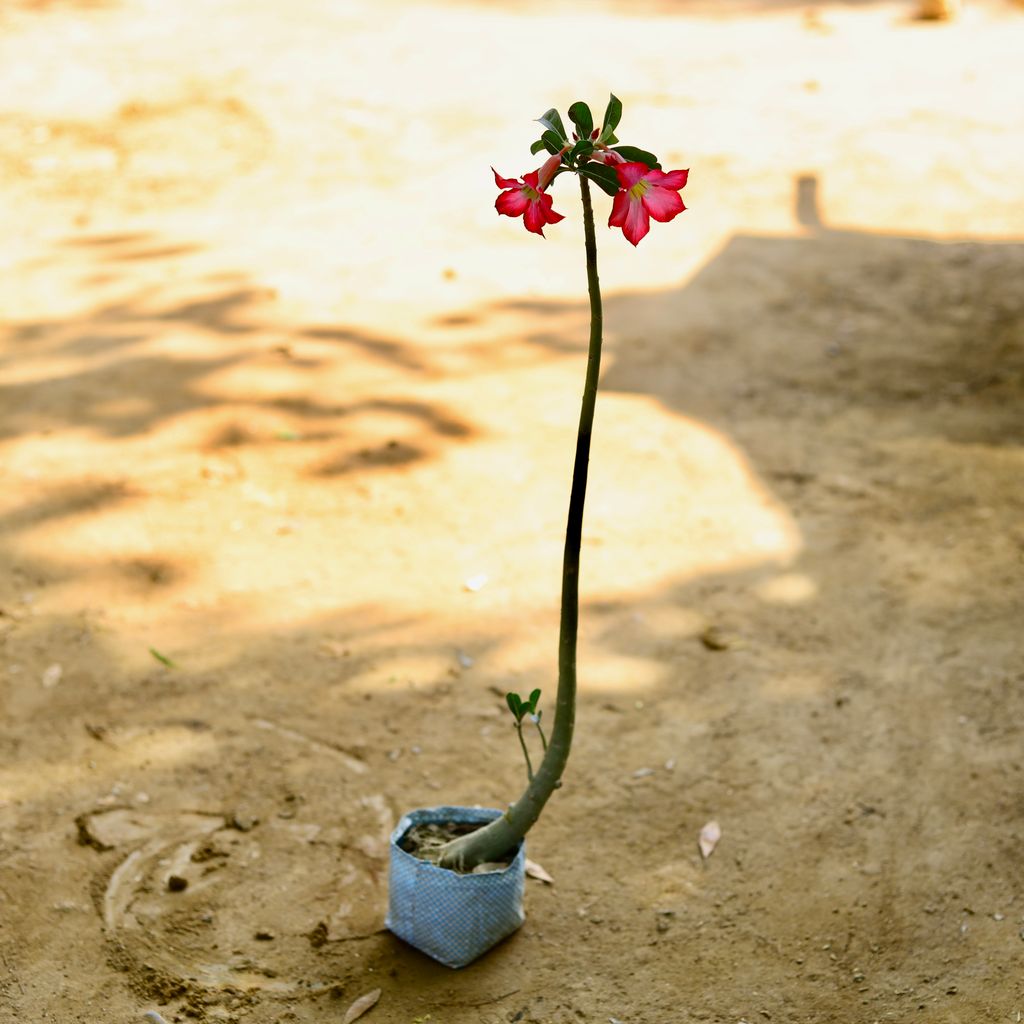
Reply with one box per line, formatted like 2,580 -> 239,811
1,1 -> 1023,1021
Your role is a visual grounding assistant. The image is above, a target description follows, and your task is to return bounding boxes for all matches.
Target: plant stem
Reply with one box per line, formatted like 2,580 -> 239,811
534,717 -> 548,752
438,174 -> 604,870
516,722 -> 534,781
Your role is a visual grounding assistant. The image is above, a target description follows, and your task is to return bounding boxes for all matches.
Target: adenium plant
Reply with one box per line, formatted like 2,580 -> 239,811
438,96 -> 688,871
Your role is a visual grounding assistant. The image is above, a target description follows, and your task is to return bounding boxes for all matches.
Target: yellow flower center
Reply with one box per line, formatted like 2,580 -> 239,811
522,185 -> 540,201
628,179 -> 650,200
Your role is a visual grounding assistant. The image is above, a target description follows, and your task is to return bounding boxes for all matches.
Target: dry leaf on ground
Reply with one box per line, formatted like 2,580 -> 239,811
698,820 -> 722,860
342,988 -> 382,1024
525,858 -> 555,884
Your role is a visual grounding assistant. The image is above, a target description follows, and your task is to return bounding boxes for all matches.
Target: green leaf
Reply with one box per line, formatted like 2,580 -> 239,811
536,108 -> 567,141
541,129 -> 564,156
570,139 -> 594,161
604,131 -> 619,145
611,145 -> 661,170
579,162 -> 620,197
527,688 -> 542,713
530,139 -> 547,155
568,100 -> 594,141
600,93 -> 622,141
149,646 -> 177,668
506,692 -> 524,720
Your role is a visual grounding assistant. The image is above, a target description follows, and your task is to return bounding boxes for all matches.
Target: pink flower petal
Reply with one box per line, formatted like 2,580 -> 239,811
492,167 -> 522,190
523,199 -> 547,235
646,168 -> 689,190
642,184 -> 685,223
496,188 -> 529,217
608,189 -> 629,228
614,161 -> 649,189
539,192 -> 565,224
622,197 -> 650,246
522,170 -> 541,190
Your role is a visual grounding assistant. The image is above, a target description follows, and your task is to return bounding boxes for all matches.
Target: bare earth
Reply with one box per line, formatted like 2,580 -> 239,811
1,1 -> 1023,1022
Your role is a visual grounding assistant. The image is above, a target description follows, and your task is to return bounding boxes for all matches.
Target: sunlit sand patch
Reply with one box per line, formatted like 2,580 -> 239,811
754,572 -> 817,606
574,652 -> 666,695
584,393 -> 802,588
0,726 -> 217,803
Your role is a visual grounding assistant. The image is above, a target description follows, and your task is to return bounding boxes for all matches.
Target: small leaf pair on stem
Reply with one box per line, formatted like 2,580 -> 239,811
438,96 -> 689,871
505,688 -> 548,781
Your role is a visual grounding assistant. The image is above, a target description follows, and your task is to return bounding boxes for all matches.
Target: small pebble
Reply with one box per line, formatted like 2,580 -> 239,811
230,810 -> 257,832
255,929 -> 275,941
167,875 -> 188,892
699,625 -> 729,651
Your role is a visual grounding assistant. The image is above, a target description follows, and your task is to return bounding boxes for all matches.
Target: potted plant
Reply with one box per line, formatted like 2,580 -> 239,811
386,95 -> 689,968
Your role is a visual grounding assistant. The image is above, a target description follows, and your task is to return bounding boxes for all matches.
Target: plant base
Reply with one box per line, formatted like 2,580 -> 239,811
385,806 -> 526,968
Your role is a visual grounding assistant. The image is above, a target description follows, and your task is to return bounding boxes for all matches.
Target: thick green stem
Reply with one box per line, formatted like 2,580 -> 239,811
438,175 -> 604,870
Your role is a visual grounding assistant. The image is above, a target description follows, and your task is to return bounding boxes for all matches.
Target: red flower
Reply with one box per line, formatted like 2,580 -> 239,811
493,152 -> 565,237
608,161 -> 689,246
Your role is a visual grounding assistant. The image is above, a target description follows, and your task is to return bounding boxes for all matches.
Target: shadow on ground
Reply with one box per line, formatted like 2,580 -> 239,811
1,177 -> 1022,1021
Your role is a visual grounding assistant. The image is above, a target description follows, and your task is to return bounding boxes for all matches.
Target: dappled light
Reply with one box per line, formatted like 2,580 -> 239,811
1,0 -> 1022,1020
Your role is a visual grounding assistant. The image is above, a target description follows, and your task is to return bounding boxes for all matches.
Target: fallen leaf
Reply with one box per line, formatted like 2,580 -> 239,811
698,820 -> 722,860
525,858 -> 554,884
148,647 -> 177,668
342,988 -> 382,1024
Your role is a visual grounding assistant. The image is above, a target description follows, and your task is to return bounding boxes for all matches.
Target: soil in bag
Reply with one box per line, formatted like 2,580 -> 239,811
399,820 -> 516,874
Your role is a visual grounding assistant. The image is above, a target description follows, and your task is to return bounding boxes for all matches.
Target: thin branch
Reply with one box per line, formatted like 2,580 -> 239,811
515,722 -> 534,781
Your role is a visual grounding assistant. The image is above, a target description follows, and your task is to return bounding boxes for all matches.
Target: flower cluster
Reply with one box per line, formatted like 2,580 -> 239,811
492,95 -> 688,246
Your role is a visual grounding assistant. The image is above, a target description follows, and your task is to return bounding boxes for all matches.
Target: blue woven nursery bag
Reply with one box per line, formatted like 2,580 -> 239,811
386,805 -> 526,968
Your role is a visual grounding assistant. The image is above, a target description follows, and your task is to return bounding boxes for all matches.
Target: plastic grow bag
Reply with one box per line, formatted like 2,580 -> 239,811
386,805 -> 526,968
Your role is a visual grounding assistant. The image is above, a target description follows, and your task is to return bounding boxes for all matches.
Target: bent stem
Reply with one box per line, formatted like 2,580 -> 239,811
438,174 -> 604,870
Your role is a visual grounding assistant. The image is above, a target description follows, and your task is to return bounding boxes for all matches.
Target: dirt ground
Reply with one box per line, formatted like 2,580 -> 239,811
1,1 -> 1023,1022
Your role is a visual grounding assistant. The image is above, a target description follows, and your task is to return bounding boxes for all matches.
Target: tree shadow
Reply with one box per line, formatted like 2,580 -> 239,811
0,232 -> 478,455
601,175 -> 1024,449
